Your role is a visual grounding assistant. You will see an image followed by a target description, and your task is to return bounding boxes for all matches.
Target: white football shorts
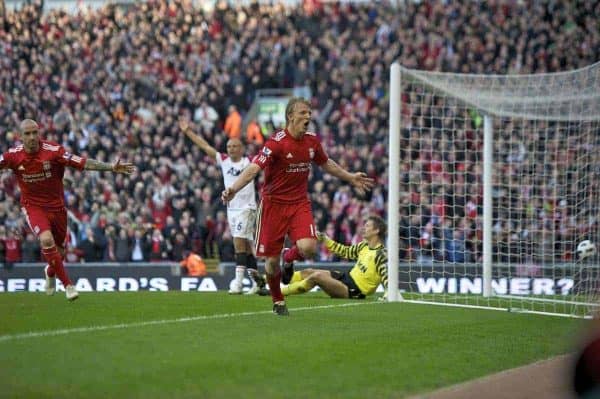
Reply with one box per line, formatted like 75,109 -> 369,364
227,208 -> 257,241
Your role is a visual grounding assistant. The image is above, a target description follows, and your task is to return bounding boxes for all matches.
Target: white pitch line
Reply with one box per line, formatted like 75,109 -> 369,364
0,301 -> 379,343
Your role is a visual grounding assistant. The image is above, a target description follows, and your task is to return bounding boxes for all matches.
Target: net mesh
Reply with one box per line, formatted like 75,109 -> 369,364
397,62 -> 600,317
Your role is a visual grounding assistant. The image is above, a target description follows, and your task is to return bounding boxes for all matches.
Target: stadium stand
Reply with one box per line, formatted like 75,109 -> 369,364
1,0 -> 599,263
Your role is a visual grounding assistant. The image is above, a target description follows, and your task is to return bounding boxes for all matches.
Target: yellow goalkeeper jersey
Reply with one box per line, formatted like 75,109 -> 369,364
324,238 -> 388,295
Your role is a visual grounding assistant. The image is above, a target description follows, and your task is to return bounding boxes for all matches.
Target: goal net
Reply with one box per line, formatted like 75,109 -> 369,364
387,62 -> 600,318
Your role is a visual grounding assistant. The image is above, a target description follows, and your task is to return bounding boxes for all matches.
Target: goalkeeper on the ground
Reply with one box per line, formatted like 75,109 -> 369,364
282,215 -> 390,300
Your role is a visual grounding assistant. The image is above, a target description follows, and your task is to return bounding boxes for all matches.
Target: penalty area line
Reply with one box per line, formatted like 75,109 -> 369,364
0,301 -> 379,343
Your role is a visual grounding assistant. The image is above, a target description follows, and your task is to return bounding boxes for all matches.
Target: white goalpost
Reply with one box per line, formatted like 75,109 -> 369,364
387,61 -> 600,318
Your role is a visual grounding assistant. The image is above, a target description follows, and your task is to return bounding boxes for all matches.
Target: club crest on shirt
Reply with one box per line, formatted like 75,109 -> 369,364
309,148 -> 314,159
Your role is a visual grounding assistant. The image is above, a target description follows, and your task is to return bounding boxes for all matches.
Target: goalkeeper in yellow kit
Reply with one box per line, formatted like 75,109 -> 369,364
282,215 -> 389,299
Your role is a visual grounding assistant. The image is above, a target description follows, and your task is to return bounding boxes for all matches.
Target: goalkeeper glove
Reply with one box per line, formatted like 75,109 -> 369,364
316,231 -> 327,242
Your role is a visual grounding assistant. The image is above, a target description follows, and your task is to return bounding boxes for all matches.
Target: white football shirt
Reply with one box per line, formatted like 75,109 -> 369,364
216,153 -> 257,210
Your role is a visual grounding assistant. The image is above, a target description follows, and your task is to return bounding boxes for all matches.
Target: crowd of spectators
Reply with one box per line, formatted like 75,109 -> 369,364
0,0 -> 599,265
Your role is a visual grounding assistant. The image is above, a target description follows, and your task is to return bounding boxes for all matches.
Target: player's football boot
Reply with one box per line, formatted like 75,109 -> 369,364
44,265 -> 56,296
228,284 -> 243,294
246,271 -> 270,295
272,301 -> 289,316
280,248 -> 294,285
245,285 -> 259,295
257,288 -> 270,296
245,285 -> 270,296
65,285 -> 79,301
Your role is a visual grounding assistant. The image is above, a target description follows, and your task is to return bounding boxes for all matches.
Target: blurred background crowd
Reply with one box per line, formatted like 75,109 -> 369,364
0,0 -> 599,265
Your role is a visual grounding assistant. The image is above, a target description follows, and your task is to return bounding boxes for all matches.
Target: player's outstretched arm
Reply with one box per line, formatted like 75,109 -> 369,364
221,163 -> 261,204
316,230 -> 362,260
320,159 -> 375,196
85,158 -> 136,174
179,119 -> 217,159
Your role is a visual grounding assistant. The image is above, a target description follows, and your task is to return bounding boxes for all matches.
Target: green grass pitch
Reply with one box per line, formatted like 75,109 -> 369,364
0,292 -> 587,398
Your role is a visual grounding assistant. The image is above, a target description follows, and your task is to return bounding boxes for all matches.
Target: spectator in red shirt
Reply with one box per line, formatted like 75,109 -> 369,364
3,228 -> 22,266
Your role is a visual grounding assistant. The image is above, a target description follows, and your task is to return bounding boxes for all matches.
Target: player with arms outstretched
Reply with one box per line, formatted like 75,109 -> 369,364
283,216 -> 392,300
221,98 -> 375,315
179,120 -> 267,295
0,119 -> 135,301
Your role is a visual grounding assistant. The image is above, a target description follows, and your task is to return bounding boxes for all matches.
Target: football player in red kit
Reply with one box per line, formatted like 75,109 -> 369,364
221,98 -> 374,315
0,119 -> 135,301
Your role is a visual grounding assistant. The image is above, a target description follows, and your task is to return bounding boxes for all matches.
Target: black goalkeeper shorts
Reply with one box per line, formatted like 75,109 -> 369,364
331,271 -> 366,299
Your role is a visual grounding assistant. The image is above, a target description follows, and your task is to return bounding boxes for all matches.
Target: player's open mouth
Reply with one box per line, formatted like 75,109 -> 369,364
303,121 -> 309,128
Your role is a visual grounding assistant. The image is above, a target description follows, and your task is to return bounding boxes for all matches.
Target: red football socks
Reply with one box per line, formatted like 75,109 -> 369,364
42,246 -> 72,287
283,245 -> 304,263
267,270 -> 284,303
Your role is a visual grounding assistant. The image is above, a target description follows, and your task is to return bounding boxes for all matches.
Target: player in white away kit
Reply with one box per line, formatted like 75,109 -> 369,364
180,120 -> 268,295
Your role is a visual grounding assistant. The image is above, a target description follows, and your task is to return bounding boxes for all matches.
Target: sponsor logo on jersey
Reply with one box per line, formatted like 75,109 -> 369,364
286,162 -> 311,173
227,167 -> 242,176
43,161 -> 51,171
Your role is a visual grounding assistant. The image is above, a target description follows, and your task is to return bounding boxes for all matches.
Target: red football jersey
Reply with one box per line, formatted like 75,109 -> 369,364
253,129 -> 328,204
0,140 -> 87,209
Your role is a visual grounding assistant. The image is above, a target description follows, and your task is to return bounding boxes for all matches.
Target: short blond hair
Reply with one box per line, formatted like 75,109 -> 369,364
367,215 -> 387,241
285,97 -> 311,125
